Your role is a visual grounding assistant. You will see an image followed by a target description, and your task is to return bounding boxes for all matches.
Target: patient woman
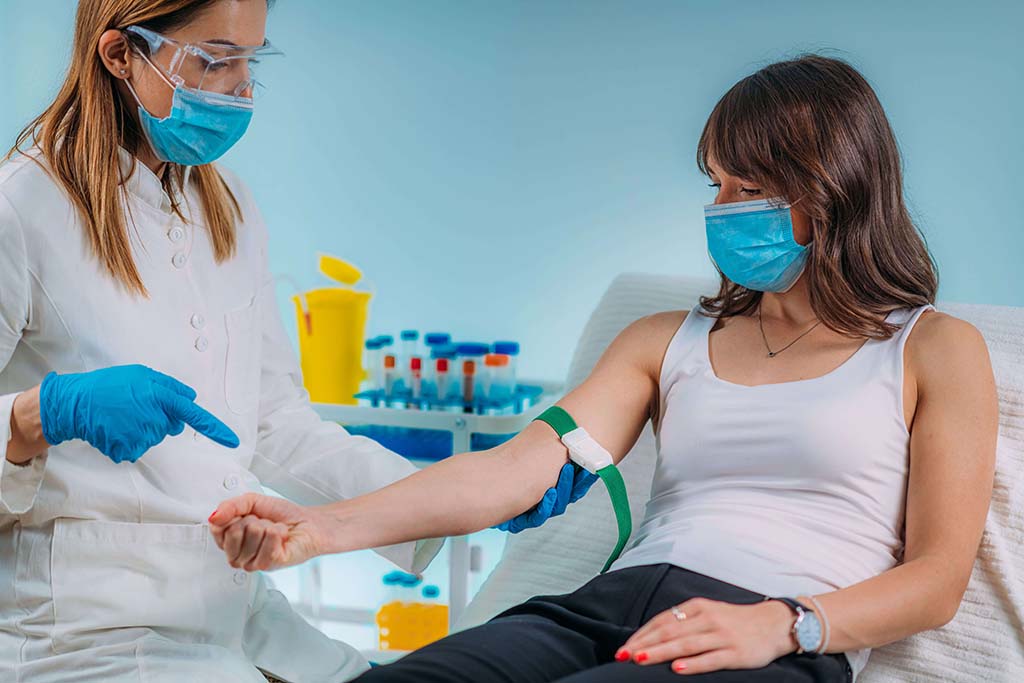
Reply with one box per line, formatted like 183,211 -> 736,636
209,55 -> 998,682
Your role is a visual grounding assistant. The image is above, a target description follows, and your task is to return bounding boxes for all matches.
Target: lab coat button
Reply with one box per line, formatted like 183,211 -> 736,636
224,474 -> 240,490
172,252 -> 187,268
190,313 -> 205,329
168,226 -> 185,243
233,571 -> 248,586
195,336 -> 209,352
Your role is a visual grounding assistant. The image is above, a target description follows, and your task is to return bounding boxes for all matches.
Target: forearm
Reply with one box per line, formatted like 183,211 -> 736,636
6,386 -> 46,465
319,421 -> 568,554
801,556 -> 962,653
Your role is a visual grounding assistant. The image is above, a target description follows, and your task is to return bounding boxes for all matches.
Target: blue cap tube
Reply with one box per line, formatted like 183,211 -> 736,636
425,333 -> 451,347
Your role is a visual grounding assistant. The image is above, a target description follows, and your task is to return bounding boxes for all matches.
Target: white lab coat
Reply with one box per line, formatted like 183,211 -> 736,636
0,150 -> 442,683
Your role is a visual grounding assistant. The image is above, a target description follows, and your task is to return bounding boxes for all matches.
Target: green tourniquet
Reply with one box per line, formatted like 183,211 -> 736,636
534,406 -> 632,573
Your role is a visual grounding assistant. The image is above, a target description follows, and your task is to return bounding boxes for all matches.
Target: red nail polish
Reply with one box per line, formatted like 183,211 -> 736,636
208,511 -> 217,522
636,652 -> 649,663
673,661 -> 687,673
615,650 -> 630,662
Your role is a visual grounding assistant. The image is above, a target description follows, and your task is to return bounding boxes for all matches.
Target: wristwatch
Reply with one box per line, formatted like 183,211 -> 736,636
766,597 -> 823,654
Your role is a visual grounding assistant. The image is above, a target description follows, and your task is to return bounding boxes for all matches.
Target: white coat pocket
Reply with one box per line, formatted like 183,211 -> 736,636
49,519 -> 207,654
224,295 -> 262,416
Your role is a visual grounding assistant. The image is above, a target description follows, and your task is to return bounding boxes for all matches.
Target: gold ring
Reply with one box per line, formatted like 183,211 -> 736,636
671,606 -> 687,622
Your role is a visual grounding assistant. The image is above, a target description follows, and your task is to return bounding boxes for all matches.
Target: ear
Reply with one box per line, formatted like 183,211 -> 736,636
790,206 -> 814,246
98,29 -> 132,80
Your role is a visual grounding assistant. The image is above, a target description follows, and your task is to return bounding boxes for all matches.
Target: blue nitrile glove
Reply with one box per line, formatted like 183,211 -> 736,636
39,364 -> 240,464
494,462 -> 599,534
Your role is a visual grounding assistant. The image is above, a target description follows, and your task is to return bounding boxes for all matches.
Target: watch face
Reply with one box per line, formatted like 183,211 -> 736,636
796,611 -> 822,651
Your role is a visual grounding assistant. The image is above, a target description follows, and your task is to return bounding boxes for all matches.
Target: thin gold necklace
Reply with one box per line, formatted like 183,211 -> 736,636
757,305 -> 822,358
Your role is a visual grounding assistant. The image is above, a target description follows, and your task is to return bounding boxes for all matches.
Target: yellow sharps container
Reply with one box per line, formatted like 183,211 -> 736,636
292,255 -> 370,405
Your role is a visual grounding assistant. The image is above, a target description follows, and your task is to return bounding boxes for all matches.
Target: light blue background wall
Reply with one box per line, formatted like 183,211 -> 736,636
3,0 -> 1022,380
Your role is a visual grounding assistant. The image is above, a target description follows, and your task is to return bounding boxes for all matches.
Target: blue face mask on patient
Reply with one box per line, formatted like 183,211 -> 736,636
703,197 -> 809,293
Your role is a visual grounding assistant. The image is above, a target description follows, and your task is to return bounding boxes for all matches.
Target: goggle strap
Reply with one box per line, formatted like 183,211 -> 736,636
134,48 -> 177,91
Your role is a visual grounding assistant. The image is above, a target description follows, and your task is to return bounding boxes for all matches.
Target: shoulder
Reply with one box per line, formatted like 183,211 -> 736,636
614,310 -> 691,373
0,153 -> 52,241
906,309 -> 992,390
0,151 -> 64,210
636,309 -> 690,332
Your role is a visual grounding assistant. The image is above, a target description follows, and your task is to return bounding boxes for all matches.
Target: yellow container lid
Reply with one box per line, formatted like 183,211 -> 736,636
318,254 -> 362,286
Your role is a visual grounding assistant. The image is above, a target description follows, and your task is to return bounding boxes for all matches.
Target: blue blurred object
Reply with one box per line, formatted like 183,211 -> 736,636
424,333 -> 451,347
430,344 -> 458,359
492,341 -> 520,356
383,570 -> 423,588
454,342 -> 490,357
346,424 -> 454,461
354,382 -> 545,418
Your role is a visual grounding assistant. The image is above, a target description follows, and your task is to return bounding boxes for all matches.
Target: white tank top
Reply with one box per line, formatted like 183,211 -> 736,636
611,303 -> 933,677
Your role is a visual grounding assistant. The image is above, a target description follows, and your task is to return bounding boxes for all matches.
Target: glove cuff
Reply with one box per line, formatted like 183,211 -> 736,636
38,372 -> 69,446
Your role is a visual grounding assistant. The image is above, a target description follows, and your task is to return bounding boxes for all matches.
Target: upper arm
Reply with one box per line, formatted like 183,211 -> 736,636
903,312 -> 998,605
559,310 -> 688,464
507,310 -> 688,484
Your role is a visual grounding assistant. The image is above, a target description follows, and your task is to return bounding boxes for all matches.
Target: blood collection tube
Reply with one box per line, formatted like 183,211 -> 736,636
462,359 -> 476,413
364,338 -> 382,393
492,341 -> 520,390
484,353 -> 514,409
435,357 -> 451,409
410,356 -> 423,408
383,354 -> 398,399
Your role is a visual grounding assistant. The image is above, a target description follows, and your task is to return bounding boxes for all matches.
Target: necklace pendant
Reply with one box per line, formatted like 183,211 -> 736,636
768,351 -> 776,358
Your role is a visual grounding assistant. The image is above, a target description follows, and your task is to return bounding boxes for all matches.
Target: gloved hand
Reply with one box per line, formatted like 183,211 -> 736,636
494,462 -> 599,534
39,364 -> 240,464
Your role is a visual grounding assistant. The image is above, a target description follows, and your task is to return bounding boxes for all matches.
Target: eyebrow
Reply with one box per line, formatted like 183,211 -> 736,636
204,38 -> 240,46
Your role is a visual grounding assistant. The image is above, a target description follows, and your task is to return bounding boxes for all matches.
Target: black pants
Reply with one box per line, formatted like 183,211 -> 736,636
356,564 -> 852,683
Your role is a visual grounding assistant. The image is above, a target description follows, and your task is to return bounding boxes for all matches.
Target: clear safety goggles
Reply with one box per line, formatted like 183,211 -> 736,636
124,25 -> 283,98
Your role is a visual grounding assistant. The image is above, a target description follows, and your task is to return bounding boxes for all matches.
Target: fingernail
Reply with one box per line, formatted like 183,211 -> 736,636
208,511 -> 217,522
673,662 -> 687,673
636,652 -> 648,664
615,649 -> 630,662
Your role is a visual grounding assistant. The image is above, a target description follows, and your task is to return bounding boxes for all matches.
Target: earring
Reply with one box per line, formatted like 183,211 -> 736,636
120,69 -> 127,75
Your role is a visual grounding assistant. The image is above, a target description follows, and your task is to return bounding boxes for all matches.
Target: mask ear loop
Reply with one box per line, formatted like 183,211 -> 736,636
123,42 -> 178,115
123,45 -> 198,199
123,41 -> 186,176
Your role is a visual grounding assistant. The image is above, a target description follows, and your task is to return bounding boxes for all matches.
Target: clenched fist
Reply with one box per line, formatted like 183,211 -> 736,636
208,493 -> 334,571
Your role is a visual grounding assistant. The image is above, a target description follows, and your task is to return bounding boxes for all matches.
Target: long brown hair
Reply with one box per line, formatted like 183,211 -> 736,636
697,54 -> 938,339
5,0 -> 258,296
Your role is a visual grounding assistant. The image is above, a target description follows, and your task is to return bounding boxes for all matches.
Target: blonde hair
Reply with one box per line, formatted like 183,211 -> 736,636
5,0 -> 246,296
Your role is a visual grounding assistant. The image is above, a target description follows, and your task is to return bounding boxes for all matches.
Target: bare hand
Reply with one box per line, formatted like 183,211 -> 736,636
208,493 -> 334,571
616,598 -> 795,675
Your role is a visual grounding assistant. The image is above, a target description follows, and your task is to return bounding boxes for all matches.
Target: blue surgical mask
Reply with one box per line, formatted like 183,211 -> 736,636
126,56 -> 253,166
703,198 -> 809,293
